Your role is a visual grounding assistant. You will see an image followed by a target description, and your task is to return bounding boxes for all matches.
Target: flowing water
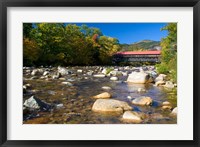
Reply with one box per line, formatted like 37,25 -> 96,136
23,66 -> 177,124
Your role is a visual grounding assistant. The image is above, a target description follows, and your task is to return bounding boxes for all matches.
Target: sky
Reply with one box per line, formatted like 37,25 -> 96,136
69,23 -> 168,44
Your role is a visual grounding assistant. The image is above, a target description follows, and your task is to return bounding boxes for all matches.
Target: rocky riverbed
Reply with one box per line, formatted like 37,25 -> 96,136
23,66 -> 177,124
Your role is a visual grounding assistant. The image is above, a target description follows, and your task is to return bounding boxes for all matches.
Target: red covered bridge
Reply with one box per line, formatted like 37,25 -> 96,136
112,50 -> 161,63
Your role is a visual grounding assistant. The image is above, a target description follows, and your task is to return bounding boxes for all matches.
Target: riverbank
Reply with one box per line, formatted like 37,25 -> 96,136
23,65 -> 177,124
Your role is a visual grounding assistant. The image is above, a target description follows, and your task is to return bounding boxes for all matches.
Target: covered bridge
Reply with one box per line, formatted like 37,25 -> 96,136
112,50 -> 161,63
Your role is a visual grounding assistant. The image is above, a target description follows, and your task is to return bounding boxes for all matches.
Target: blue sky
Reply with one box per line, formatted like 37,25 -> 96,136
68,23 -> 168,44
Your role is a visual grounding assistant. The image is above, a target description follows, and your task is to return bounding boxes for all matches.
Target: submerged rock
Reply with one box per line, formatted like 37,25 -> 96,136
132,96 -> 153,106
92,92 -> 111,99
92,99 -> 132,113
150,113 -> 164,120
23,96 -> 51,111
137,88 -> 146,92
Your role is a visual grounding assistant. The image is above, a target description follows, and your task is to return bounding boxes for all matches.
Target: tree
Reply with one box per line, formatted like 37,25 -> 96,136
156,23 -> 177,82
23,23 -> 33,38
98,36 -> 120,64
23,38 -> 41,66
30,23 -> 66,65
23,23 -> 121,66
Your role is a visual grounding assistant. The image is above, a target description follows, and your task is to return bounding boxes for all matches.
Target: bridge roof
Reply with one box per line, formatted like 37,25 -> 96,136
115,50 -> 161,55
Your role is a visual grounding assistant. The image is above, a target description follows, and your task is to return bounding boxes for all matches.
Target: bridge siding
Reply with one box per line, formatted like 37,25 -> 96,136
113,51 -> 161,63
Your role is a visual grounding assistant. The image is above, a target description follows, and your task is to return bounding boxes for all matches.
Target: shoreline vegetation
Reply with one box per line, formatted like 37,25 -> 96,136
23,23 -> 177,82
23,23 -> 177,124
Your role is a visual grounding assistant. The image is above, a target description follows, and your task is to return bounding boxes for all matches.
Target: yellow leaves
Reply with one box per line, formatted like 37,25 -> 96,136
38,23 -> 45,28
53,37 -> 62,43
56,53 -> 65,60
24,23 -> 120,65
23,38 -> 41,63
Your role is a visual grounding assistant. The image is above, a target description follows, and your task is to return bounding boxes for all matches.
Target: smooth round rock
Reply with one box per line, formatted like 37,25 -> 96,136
92,99 -> 132,113
110,77 -> 118,81
132,96 -> 153,106
92,92 -> 111,99
122,111 -> 143,123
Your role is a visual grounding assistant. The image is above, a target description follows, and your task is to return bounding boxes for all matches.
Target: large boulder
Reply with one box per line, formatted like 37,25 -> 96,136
122,111 -> 145,123
23,96 -> 51,111
57,66 -> 72,76
127,72 -> 150,84
92,92 -> 111,99
92,99 -> 132,113
131,96 -> 153,106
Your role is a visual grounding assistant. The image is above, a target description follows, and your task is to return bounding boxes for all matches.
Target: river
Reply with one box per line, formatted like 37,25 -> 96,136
23,66 -> 177,124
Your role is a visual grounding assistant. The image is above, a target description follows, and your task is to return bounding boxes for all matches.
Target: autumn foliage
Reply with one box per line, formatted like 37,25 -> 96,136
23,23 -> 121,66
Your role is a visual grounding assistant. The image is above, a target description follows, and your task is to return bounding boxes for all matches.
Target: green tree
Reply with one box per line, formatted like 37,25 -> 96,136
98,36 -> 120,64
30,23 -> 66,65
156,23 -> 177,82
23,23 -> 121,66
23,23 -> 33,38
